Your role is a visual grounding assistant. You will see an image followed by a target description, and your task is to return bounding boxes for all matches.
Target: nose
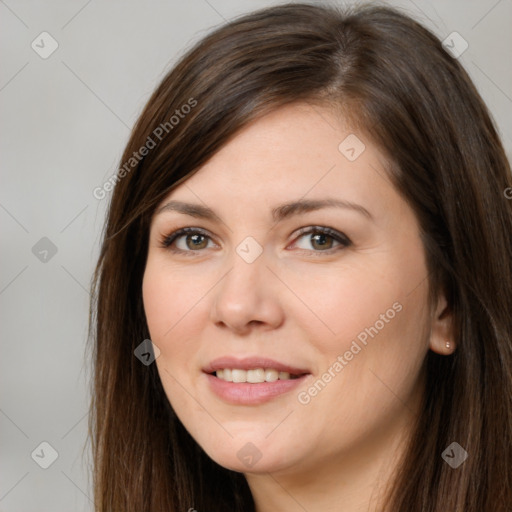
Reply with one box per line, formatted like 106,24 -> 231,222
209,250 -> 285,334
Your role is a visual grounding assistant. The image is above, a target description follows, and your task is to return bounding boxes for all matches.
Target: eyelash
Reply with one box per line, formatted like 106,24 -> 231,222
159,226 -> 352,256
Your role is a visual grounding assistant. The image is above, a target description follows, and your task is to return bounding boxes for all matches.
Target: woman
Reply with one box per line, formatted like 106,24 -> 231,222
89,2 -> 512,510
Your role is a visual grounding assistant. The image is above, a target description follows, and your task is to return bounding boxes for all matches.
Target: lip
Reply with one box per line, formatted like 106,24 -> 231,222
203,356 -> 311,405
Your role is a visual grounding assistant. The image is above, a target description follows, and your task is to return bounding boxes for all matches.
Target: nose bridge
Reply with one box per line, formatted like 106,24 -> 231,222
222,232 -> 268,289
218,245 -> 267,306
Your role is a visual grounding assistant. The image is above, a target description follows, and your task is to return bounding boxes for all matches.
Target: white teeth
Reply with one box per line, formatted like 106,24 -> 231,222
214,368 -> 298,383
232,369 -> 246,383
247,369 -> 265,383
265,369 -> 279,382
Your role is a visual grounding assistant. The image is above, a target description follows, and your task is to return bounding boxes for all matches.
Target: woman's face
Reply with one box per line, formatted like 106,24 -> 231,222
143,102 -> 443,476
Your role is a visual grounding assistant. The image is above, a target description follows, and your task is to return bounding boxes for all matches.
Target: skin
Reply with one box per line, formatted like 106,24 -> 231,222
142,102 -> 454,511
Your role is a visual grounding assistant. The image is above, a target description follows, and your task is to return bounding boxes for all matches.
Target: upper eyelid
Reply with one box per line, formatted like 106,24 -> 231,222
161,226 -> 216,245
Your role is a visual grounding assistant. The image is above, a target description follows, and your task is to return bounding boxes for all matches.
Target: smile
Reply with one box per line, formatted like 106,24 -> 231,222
203,357 -> 311,405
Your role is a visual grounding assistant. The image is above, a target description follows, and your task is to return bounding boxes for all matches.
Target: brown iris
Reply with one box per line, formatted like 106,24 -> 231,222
186,233 -> 209,250
310,232 -> 334,250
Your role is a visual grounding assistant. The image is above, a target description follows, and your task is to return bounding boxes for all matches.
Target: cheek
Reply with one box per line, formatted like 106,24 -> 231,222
294,297 -> 428,457
289,245 -> 430,408
143,260 -> 225,390
279,259 -> 404,359
142,269 -> 171,341
143,265 -> 204,410
142,261 -> 206,341
300,279 -> 429,418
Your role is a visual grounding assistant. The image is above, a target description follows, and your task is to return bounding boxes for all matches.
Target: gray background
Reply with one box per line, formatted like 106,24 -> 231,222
1,1 -> 511,510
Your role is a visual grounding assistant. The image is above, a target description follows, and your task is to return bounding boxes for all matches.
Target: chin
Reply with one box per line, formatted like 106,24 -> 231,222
209,450 -> 292,474
195,432 -> 301,474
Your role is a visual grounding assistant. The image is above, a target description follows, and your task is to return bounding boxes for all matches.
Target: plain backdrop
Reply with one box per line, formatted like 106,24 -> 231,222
1,1 -> 511,510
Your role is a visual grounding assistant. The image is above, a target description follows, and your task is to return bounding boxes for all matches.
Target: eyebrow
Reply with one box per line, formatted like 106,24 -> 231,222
156,198 -> 373,223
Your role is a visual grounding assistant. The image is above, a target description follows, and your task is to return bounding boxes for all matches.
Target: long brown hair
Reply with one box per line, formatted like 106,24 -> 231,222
89,2 -> 512,510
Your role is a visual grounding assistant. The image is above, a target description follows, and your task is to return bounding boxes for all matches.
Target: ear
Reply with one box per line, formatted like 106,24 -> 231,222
429,292 -> 455,355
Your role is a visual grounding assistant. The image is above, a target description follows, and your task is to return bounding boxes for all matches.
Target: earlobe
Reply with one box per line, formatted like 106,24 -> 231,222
429,293 -> 455,355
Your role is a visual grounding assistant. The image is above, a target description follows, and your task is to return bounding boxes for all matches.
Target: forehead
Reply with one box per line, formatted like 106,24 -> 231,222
196,103 -> 354,180
162,103 -> 396,217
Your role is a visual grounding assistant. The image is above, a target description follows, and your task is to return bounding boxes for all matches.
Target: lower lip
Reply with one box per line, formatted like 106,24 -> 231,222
205,373 -> 309,405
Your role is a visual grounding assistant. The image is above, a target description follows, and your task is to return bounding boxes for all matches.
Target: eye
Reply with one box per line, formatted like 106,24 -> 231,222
160,227 -> 217,254
159,225 -> 351,255
291,226 -> 351,253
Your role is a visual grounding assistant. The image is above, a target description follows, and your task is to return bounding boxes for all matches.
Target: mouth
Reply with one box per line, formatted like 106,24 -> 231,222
202,357 -> 311,405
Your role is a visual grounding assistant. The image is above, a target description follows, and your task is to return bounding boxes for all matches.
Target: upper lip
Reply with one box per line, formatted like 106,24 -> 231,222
203,356 -> 310,376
